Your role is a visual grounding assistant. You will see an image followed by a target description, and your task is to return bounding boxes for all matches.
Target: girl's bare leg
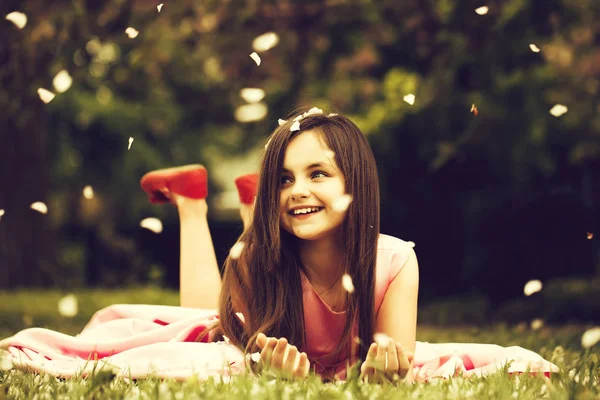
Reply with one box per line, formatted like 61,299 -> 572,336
173,194 -> 221,309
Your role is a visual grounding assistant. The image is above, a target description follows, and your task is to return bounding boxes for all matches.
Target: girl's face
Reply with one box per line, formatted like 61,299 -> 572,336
279,130 -> 347,241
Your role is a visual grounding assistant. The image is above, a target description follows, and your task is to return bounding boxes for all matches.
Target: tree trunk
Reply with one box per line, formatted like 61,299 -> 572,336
0,7 -> 58,288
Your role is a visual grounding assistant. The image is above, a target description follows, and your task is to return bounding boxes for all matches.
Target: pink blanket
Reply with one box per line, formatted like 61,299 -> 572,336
0,304 -> 559,382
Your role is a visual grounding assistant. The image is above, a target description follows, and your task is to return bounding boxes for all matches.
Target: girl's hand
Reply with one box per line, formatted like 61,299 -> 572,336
360,340 -> 414,384
255,332 -> 310,379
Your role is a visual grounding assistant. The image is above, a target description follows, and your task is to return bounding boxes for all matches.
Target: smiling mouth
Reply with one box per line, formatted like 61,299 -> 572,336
289,207 -> 324,217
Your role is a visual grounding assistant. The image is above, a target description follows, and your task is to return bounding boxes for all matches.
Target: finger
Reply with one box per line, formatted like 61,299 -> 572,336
396,342 -> 411,379
270,338 -> 288,370
386,340 -> 399,373
360,343 -> 378,378
260,337 -> 278,367
375,339 -> 387,372
282,345 -> 298,375
255,332 -> 268,350
294,352 -> 310,378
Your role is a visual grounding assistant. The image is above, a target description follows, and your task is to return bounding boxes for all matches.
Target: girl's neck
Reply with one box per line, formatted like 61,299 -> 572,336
298,235 -> 344,289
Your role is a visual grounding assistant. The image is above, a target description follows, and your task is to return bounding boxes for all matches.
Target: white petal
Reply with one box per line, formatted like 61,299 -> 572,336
128,137 -> 134,150
332,194 -> 353,212
529,44 -> 540,53
240,88 -> 265,103
373,333 -> 392,347
290,120 -> 300,132
235,103 -> 268,123
530,319 -> 544,331
523,280 -> 543,296
403,94 -> 415,105
58,294 -> 78,318
140,217 -> 163,234
37,88 -> 56,104
157,3 -> 164,12
5,11 -> 27,29
0,209 -> 4,220
52,70 -> 73,93
125,27 -> 139,39
0,355 -> 12,371
406,241 -> 416,248
475,6 -> 489,15
341,273 -> 355,293
250,352 -> 261,363
277,119 -> 287,126
252,32 -> 279,52
302,107 -> 324,117
30,202 -> 48,214
83,185 -> 94,199
581,327 -> 600,349
328,113 -> 338,117
229,242 -> 246,260
549,104 -> 568,117
249,52 -> 261,66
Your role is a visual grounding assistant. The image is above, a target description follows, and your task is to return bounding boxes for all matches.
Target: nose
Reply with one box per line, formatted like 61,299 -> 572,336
290,179 -> 310,200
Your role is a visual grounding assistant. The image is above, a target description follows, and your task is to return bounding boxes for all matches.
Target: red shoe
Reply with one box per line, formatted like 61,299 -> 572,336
140,164 -> 208,204
235,173 -> 259,205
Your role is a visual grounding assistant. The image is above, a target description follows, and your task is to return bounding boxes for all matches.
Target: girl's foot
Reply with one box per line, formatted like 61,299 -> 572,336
140,164 -> 208,204
235,173 -> 258,230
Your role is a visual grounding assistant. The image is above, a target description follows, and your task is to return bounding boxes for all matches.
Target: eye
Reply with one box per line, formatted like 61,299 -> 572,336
280,176 -> 292,184
312,171 -> 328,179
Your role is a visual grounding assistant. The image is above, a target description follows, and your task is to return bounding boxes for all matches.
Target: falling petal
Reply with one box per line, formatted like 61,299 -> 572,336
403,94 -> 415,105
229,241 -> 245,259
475,6 -> 489,15
530,319 -> 544,331
83,185 -> 94,199
52,70 -> 73,93
30,202 -> 48,214
470,104 -> 479,116
37,88 -> 56,104
157,3 -> 163,12
549,104 -> 568,117
140,217 -> 163,233
332,194 -> 353,212
125,27 -> 139,39
5,11 -> 27,29
581,327 -> 600,349
250,352 -> 261,363
235,103 -> 268,123
587,232 -> 593,239
406,241 -> 416,248
249,52 -> 261,66
128,137 -> 134,150
342,274 -> 355,293
524,280 -> 543,296
0,210 -> 4,220
278,119 -> 287,126
57,294 -> 78,318
240,88 -> 265,103
252,32 -> 280,52
373,333 -> 392,347
529,44 -> 540,53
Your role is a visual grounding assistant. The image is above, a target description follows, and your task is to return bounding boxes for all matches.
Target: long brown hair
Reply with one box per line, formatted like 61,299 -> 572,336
216,110 -> 380,370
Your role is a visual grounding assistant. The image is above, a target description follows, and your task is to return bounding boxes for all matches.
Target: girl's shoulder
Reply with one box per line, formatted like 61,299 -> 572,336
376,233 -> 416,281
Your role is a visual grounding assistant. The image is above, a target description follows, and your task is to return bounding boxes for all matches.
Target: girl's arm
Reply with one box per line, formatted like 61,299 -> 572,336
373,248 -> 420,380
176,197 -> 222,309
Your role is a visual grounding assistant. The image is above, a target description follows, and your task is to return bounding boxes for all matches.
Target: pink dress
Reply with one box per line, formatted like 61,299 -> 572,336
301,233 -> 413,379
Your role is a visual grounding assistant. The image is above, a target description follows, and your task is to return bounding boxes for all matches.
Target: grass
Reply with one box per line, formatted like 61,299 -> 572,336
0,288 -> 598,399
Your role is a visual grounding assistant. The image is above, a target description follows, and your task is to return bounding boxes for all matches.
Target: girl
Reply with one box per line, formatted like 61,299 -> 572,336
140,108 -> 419,383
